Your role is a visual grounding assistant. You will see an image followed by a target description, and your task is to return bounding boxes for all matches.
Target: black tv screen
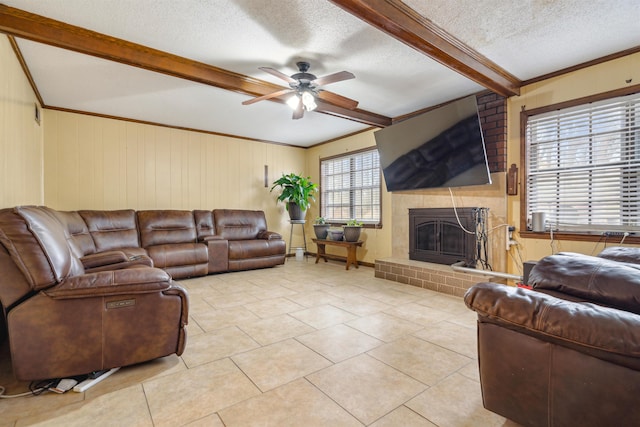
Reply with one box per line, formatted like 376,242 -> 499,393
374,96 -> 492,192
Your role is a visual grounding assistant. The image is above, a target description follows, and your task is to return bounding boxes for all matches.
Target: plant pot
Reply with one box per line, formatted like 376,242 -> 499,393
327,229 -> 344,241
313,224 -> 330,239
287,202 -> 307,221
343,226 -> 362,242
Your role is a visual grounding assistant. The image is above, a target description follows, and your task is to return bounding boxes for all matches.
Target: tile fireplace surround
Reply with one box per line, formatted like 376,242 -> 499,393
375,258 -> 506,298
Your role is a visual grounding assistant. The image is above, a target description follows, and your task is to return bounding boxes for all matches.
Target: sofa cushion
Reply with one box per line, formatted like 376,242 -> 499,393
137,210 -> 197,248
146,243 -> 208,268
193,210 -> 215,241
213,209 -> 267,240
228,239 -> 286,260
0,207 -> 85,290
46,208 -> 97,257
79,210 -> 140,252
529,252 -> 640,314
598,246 -> 640,265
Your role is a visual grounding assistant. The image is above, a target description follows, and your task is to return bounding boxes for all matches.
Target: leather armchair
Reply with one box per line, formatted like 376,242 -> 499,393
0,206 -> 188,381
464,251 -> 640,427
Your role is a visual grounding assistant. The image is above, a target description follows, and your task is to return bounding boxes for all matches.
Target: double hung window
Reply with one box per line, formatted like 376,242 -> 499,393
524,91 -> 640,234
319,148 -> 381,225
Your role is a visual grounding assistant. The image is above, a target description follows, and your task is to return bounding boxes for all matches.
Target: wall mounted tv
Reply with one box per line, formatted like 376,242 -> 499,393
374,95 -> 492,192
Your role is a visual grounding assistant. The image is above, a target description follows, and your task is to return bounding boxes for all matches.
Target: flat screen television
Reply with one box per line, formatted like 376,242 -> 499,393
374,95 -> 492,192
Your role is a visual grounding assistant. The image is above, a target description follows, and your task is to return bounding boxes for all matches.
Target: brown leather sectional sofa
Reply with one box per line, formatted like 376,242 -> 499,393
464,248 -> 640,427
0,206 -> 285,380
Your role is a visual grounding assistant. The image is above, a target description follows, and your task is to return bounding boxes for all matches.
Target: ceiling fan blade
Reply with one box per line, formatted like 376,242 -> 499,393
317,90 -> 359,110
312,71 -> 355,87
259,67 -> 297,83
242,88 -> 294,105
292,99 -> 304,120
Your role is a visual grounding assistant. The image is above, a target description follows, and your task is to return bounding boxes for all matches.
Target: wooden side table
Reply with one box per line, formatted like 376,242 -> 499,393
312,238 -> 363,270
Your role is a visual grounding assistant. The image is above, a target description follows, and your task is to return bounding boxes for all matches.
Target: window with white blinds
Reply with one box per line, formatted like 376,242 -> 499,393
525,92 -> 640,233
320,148 -> 381,224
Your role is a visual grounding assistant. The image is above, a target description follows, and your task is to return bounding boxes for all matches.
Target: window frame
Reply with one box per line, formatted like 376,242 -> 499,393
520,85 -> 640,243
319,146 -> 382,228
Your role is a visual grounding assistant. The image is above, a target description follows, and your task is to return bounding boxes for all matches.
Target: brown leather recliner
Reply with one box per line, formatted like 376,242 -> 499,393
0,206 -> 188,381
464,250 -> 640,427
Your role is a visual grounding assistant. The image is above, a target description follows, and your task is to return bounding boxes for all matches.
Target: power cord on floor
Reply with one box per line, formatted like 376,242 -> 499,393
0,380 -> 56,399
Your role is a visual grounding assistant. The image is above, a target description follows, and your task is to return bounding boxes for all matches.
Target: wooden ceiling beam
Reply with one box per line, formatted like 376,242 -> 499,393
0,4 -> 392,127
329,0 -> 521,97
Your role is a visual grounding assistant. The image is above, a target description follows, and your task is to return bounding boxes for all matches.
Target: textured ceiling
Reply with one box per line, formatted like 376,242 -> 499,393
2,0 -> 639,147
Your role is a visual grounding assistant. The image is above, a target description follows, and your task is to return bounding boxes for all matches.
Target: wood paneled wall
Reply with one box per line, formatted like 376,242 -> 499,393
0,36 -> 43,208
43,110 -> 306,236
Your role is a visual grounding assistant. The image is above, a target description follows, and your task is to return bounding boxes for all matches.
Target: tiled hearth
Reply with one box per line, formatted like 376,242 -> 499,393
375,258 -> 505,298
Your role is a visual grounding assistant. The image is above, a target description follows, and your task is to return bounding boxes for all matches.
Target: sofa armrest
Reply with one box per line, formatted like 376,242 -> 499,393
206,238 -> 229,273
43,267 -> 172,299
258,231 -> 282,240
81,252 -> 154,274
81,251 -> 129,268
202,235 -> 225,241
465,283 -> 640,361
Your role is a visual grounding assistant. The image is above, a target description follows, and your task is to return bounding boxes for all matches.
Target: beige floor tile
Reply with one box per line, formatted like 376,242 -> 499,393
416,294 -> 470,315
144,358 -> 260,427
15,384 -> 152,427
191,305 -> 260,332
364,287 -> 422,306
218,378 -> 362,427
289,304 -> 358,329
406,373 -> 509,427
209,280 -> 263,295
85,354 -> 186,400
243,296 -> 305,318
347,312 -> 424,342
1,262 -> 496,427
203,291 -> 260,308
296,324 -> 383,362
413,320 -> 478,358
232,339 -> 331,392
368,335 -> 471,386
284,290 -> 343,308
324,284 -> 373,299
248,285 -> 298,300
331,296 -> 392,316
183,413 -> 226,427
458,360 -> 481,383
238,314 -> 315,345
180,326 -> 260,368
370,405 -> 437,427
307,354 -> 427,425
384,302 -> 453,326
0,386 -> 84,424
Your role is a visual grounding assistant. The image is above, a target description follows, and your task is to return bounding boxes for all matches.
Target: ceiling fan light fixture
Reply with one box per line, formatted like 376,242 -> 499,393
301,90 -> 317,112
286,94 -> 300,110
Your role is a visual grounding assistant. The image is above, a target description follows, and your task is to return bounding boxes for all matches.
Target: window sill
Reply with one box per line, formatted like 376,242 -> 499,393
520,230 -> 639,244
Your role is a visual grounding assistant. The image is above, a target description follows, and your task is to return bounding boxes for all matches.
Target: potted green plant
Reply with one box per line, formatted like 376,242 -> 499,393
270,173 -> 318,221
313,216 -> 330,240
343,219 -> 363,242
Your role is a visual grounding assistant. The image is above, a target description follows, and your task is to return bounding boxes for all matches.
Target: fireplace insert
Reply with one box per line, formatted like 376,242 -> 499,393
409,208 -> 483,267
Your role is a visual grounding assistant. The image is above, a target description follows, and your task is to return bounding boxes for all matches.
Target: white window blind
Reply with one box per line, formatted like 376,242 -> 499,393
526,92 -> 640,232
320,148 -> 381,223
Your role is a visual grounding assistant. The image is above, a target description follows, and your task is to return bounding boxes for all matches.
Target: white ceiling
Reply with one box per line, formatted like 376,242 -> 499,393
3,0 -> 639,147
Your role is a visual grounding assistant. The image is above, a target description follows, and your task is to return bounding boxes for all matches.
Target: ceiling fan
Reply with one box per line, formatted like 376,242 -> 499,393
242,61 -> 359,119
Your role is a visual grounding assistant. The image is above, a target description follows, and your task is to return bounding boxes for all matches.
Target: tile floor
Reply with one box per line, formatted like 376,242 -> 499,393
0,259 -> 522,426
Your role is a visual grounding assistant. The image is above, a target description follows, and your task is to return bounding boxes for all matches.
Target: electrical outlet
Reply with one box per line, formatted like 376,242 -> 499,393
506,226 -> 517,251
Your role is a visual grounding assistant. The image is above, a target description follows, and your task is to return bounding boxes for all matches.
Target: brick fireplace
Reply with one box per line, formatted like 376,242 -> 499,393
375,92 -> 509,297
